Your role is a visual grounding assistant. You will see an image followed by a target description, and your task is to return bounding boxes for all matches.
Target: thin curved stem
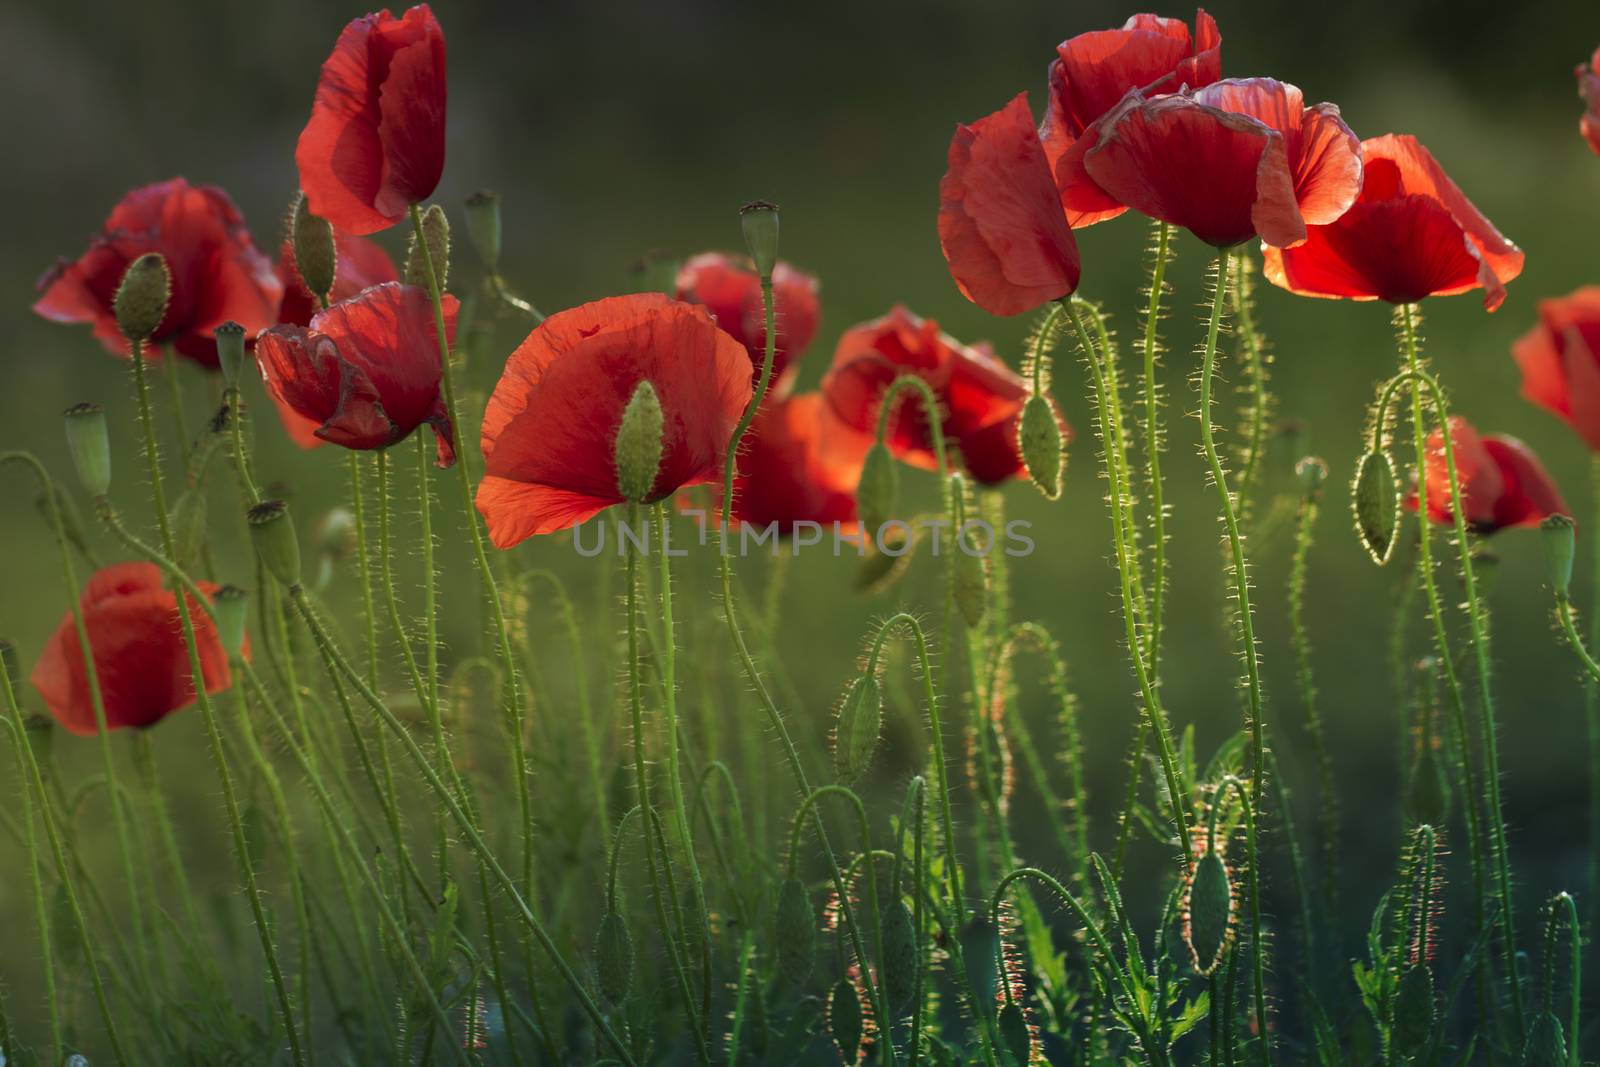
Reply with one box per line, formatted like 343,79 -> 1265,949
1140,221 -> 1173,675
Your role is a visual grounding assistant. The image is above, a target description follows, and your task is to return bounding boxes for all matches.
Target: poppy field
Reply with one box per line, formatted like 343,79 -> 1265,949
4,3 -> 1600,1065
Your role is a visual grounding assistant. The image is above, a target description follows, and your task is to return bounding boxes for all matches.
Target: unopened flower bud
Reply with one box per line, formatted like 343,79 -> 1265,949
113,253 -> 170,344
856,442 -> 898,537
739,200 -> 780,279
63,402 -> 112,497
248,499 -> 302,589
614,381 -> 664,503
215,322 -> 247,390
212,585 -> 249,659
1018,394 -> 1064,500
1296,455 -> 1328,496
291,193 -> 337,307
405,203 -> 451,292
828,978 -> 863,1063
957,916 -> 1001,1014
463,191 -> 502,271
1392,963 -> 1436,1060
1352,449 -> 1400,566
775,877 -> 816,987
832,672 -> 883,783
1541,513 -> 1577,596
1186,850 -> 1233,975
880,898 -> 918,1011
998,1002 -> 1033,1067
594,909 -> 633,1004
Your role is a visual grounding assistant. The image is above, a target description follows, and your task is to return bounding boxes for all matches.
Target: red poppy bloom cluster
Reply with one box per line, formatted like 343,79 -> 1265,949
31,563 -> 241,736
1409,417 -> 1567,534
1579,45 -> 1600,156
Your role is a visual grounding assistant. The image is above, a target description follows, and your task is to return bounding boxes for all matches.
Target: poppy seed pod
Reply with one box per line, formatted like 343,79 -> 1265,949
63,403 -> 112,497
1353,449 -> 1401,565
291,194 -> 337,306
1541,513 -> 1577,595
113,253 -> 171,344
832,672 -> 883,783
463,191 -> 501,271
615,381 -> 665,503
215,321 -> 247,390
212,585 -> 249,660
248,499 -> 302,589
405,203 -> 451,292
739,200 -> 780,279
1019,394 -> 1064,500
856,442 -> 899,538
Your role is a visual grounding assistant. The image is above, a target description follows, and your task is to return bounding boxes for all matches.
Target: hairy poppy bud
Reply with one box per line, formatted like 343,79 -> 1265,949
1018,394 -> 1064,500
739,200 -> 781,279
114,253 -> 171,344
215,321 -> 247,390
1522,1011 -> 1568,1067
594,910 -> 633,1004
856,442 -> 898,538
212,584 -> 249,660
463,191 -> 502,271
615,381 -> 664,503
1186,851 -> 1233,975
1391,963 -> 1435,1060
998,1001 -> 1032,1067
954,519 -> 990,628
958,915 -> 1001,1013
1353,449 -> 1400,565
170,488 -> 209,569
248,499 -> 302,589
827,977 -> 863,1063
832,673 -> 883,783
292,194 -> 337,306
880,898 -> 919,1014
405,203 -> 451,292
1541,514 -> 1577,596
63,402 -> 112,497
775,877 -> 816,987
1296,455 -> 1328,496
744,973 -> 770,1057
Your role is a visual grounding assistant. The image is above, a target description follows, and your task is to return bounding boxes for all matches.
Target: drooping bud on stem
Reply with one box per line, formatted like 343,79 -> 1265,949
1185,849 -> 1233,975
463,191 -> 502,271
1018,394 -> 1064,500
615,380 -> 664,503
248,499 -> 302,589
958,915 -> 1001,1014
215,321 -> 247,391
291,193 -> 337,306
832,671 -> 883,783
827,978 -> 863,1063
739,200 -> 780,279
114,253 -> 170,344
856,442 -> 898,538
212,585 -> 249,660
1353,449 -> 1401,565
405,203 -> 451,291
998,1001 -> 1033,1067
63,402 -> 112,497
774,877 -> 816,986
1541,514 -> 1577,596
879,897 -> 918,1012
594,910 -> 633,1004
951,473 -> 990,628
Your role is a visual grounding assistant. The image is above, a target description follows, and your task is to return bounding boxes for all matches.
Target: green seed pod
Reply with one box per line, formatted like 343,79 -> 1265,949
958,915 -> 1001,1014
739,200 -> 780,279
879,898 -> 919,1014
998,1001 -> 1032,1067
113,252 -> 171,343
463,190 -> 502,271
248,499 -> 303,589
170,487 -> 208,568
64,402 -> 112,497
1391,963 -> 1435,1060
615,380 -> 664,503
1352,449 -> 1401,565
291,193 -> 337,305
827,977 -> 863,1064
1521,1011 -> 1568,1067
1540,514 -> 1577,596
775,877 -> 816,987
856,442 -> 898,539
953,523 -> 990,629
212,585 -> 249,660
1295,455 -> 1328,497
832,673 -> 883,783
1017,394 -> 1063,500
594,910 -> 633,1004
215,321 -> 247,390
405,203 -> 451,292
1186,851 -> 1233,975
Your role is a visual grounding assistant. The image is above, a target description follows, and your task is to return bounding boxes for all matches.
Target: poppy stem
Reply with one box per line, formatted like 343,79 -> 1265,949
1287,471 -> 1336,909
1588,454 -> 1600,944
1141,220 -> 1173,677
1230,255 -> 1271,516
414,433 -> 453,889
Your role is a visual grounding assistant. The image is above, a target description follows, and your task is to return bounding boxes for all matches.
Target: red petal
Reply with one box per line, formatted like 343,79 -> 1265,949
277,229 -> 400,327
1482,435 -> 1568,529
1580,50 -> 1600,156
722,392 -> 868,531
374,7 -> 447,212
676,253 -> 821,388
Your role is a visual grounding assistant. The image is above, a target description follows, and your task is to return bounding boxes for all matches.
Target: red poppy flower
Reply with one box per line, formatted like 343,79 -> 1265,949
1262,134 -> 1524,310
938,93 -> 1081,317
1407,416 -> 1567,534
1512,286 -> 1600,451
1041,10 -> 1222,228
254,281 -> 459,465
1579,46 -> 1600,156
295,5 -> 447,235
821,306 -> 1067,485
31,562 -> 240,737
675,252 -> 821,391
34,178 -> 283,367
476,294 -> 753,546
720,392 -> 870,533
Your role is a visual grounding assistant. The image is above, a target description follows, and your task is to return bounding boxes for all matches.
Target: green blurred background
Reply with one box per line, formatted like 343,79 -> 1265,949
2,0 -> 1598,1023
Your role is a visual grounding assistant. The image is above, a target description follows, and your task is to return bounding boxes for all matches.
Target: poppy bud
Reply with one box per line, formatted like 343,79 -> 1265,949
744,973 -> 770,1057
832,672 -> 883,783
248,499 -> 302,589
463,191 -> 502,271
63,402 -> 112,497
1185,851 -> 1233,975
1352,449 -> 1400,565
856,442 -> 898,538
1522,1011 -> 1569,1067
114,253 -> 171,344
998,1001 -> 1032,1067
739,200 -> 781,279
594,909 -> 633,1004
880,898 -> 919,1014
827,977 -> 863,1063
170,488 -> 209,568
954,520 -> 990,628
292,193 -> 337,306
1295,455 -> 1328,497
614,380 -> 664,503
215,322 -> 247,391
1541,514 -> 1577,596
405,203 -> 451,292
212,584 -> 249,660
1018,394 -> 1064,500
1391,963 -> 1435,1060
958,915 -> 1001,1013
314,506 -> 359,564
775,877 -> 816,987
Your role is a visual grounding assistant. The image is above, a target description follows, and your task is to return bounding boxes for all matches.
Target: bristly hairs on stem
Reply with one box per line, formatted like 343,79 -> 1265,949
1230,253 -> 1274,518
